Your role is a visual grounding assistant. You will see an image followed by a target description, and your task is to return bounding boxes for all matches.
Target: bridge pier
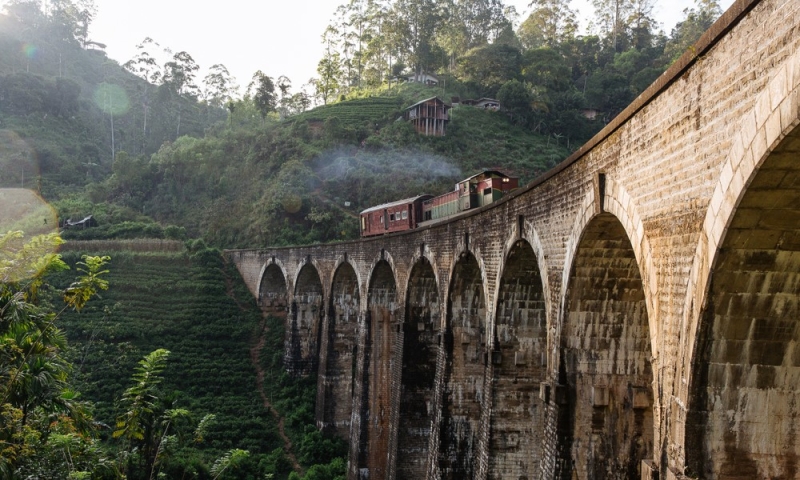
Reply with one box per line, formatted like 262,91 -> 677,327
226,1 -> 800,478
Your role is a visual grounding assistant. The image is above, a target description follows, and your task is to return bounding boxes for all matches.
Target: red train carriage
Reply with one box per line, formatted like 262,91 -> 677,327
360,195 -> 433,237
421,170 -> 519,222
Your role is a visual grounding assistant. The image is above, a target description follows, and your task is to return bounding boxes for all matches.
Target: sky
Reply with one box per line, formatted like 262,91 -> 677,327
4,0 -> 735,95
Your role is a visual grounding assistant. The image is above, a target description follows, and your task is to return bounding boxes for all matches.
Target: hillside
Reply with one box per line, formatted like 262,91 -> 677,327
48,243 -> 344,478
54,83 -> 576,248
0,9 -> 224,197
0,7 -> 579,249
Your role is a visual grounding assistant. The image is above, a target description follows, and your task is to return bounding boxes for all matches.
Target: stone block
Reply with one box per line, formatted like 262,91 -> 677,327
592,386 -> 610,407
641,459 -> 659,480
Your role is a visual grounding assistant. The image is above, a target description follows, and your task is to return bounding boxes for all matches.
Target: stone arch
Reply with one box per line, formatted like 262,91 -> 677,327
556,212 -> 654,480
396,255 -> 441,479
676,49 -> 800,477
258,261 -> 288,309
401,245 -> 442,317
358,259 -> 398,479
487,238 -> 548,479
287,262 -> 324,376
319,260 -> 360,438
683,126 -> 800,477
562,180 -> 657,350
439,250 -> 488,480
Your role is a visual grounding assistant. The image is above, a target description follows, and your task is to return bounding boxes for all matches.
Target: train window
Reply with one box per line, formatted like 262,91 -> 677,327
390,214 -> 395,221
380,216 -> 383,223
402,211 -> 408,219
483,188 -> 491,195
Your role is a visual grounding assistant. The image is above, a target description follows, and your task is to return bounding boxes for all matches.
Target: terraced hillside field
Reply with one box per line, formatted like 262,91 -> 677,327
52,247 -> 280,455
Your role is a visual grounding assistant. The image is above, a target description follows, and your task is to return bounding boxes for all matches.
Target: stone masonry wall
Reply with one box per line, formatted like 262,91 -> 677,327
227,1 -> 800,478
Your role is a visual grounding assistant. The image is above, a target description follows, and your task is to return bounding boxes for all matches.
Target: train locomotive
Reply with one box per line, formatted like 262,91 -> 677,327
360,170 -> 519,237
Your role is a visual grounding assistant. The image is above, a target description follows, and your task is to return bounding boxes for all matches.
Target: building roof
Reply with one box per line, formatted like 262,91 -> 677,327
462,97 -> 500,105
405,96 -> 451,110
461,169 -> 514,183
360,195 -> 433,215
407,72 -> 439,79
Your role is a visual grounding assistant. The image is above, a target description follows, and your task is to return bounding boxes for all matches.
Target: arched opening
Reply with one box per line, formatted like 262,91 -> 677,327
488,239 -> 547,479
359,260 -> 397,479
397,258 -> 440,479
439,251 -> 486,480
288,263 -> 323,376
259,264 -> 287,309
686,125 -> 800,479
557,213 -> 653,480
320,262 -> 359,438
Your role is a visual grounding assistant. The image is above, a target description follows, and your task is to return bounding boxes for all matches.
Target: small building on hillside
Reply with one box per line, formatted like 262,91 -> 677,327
62,215 -> 98,229
580,108 -> 600,120
462,98 -> 501,111
406,72 -> 439,85
403,97 -> 451,136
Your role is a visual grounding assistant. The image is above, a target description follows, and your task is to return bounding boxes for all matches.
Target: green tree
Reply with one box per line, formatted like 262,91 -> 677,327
123,37 -> 167,153
664,0 -> 722,62
315,30 -> 343,105
113,348 -> 171,478
0,232 -> 112,477
456,42 -> 522,97
249,70 -> 277,118
627,0 -> 658,49
517,0 -> 577,49
497,79 -> 533,124
591,0 -> 633,52
203,64 -> 239,109
163,51 -> 200,98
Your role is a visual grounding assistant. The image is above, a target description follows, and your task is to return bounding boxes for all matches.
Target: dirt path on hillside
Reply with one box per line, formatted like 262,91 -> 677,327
222,265 -> 303,475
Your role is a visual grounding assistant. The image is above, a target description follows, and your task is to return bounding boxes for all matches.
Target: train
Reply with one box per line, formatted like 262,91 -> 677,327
360,170 -> 519,237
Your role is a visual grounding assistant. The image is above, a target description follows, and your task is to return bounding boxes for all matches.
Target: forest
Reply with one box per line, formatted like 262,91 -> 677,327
0,0 -> 723,247
0,0 -> 724,477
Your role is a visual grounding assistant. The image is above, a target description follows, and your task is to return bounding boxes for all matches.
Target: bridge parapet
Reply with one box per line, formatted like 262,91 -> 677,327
226,0 -> 800,477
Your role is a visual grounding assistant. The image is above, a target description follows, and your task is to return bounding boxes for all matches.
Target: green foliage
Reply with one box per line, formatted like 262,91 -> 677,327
456,43 -> 523,98
113,348 -> 170,442
289,457 -> 346,480
664,0 -> 723,62
292,96 -> 402,125
210,448 -> 250,479
0,6 -> 225,198
0,231 -> 115,478
63,254 -> 110,311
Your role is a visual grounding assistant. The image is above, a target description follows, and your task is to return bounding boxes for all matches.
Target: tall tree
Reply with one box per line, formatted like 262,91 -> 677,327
390,0 -> 441,75
316,27 -> 344,104
517,0 -> 578,49
664,0 -> 722,61
124,38 -> 165,153
275,75 -> 293,118
627,0 -> 658,49
202,63 -> 238,108
162,51 -> 200,137
249,71 -> 277,118
163,51 -> 200,98
591,0 -> 634,52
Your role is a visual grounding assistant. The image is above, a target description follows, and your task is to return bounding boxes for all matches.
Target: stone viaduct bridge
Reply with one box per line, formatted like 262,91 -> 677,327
227,0 -> 800,478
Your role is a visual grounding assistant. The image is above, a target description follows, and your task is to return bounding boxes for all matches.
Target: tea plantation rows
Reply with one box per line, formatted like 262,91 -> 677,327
52,249 -> 281,457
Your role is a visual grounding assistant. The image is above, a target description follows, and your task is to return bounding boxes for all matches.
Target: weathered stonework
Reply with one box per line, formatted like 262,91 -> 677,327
227,0 -> 800,478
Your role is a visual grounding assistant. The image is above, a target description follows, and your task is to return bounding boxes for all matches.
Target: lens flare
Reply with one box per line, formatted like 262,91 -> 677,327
0,131 -> 59,282
21,43 -> 37,59
93,82 -> 130,115
0,189 -> 60,283
0,189 -> 58,237
0,130 -> 39,189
